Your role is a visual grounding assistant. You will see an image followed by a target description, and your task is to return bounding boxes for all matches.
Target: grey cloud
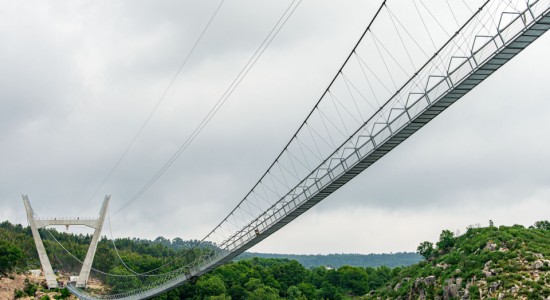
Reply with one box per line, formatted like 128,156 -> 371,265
0,0 -> 548,254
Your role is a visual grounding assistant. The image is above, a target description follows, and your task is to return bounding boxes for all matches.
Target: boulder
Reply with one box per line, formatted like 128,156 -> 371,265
414,277 -> 424,288
394,282 -> 402,291
424,276 -> 436,285
489,281 -> 500,293
532,260 -> 544,270
418,288 -> 426,300
436,262 -> 449,269
443,284 -> 459,299
484,242 -> 497,251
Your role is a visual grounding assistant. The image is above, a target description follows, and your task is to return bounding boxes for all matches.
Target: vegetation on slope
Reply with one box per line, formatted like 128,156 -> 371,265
168,258 -> 399,299
0,220 -> 417,298
368,221 -> 550,299
1,220 -> 548,299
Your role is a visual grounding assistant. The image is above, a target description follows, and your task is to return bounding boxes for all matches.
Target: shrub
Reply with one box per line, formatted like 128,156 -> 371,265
468,285 -> 480,299
0,240 -> 23,274
23,279 -> 38,297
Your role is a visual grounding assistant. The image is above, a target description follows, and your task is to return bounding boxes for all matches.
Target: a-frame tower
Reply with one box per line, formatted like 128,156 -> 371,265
22,195 -> 109,288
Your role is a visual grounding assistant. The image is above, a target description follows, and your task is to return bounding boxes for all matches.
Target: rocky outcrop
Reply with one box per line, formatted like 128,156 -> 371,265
365,225 -> 550,300
484,242 -> 497,251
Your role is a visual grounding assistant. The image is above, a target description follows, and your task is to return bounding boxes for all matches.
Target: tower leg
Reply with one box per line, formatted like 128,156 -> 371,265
76,196 -> 109,288
22,195 -> 58,288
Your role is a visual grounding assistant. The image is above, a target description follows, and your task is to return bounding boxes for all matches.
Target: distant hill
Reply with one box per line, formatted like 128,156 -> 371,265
236,252 -> 423,268
132,232 -> 424,268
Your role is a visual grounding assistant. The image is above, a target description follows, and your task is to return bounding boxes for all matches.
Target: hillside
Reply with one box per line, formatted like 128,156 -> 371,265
1,220 -> 548,299
0,220 -> 419,299
367,222 -> 550,299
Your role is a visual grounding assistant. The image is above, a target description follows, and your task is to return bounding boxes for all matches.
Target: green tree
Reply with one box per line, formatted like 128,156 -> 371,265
366,266 -> 392,291
23,279 -> 38,297
338,265 -> 369,295
207,295 -> 231,300
417,241 -> 434,259
245,278 -> 264,291
287,285 -> 306,300
243,278 -> 280,299
247,285 -> 280,299
228,285 -> 247,300
93,242 -> 115,272
468,285 -> 480,299
196,276 -> 227,297
272,260 -> 306,292
59,288 -> 71,299
105,266 -> 141,292
534,220 -> 550,230
317,280 -> 343,300
0,240 -> 23,274
296,282 -> 316,299
436,230 -> 455,252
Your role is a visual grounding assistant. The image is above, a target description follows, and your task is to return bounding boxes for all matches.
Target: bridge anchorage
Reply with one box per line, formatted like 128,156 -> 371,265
23,195 -> 110,289
23,0 -> 547,299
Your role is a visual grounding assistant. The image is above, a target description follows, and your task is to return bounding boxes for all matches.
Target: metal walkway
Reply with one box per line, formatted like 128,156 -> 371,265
69,0 -> 550,299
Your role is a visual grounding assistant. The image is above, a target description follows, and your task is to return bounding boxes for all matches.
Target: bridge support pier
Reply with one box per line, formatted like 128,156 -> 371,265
22,195 -> 110,289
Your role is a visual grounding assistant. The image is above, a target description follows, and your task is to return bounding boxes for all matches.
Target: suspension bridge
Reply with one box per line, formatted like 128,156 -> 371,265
22,0 -> 549,299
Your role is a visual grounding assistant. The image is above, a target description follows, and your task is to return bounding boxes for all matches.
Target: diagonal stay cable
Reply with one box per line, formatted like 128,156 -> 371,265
79,0 -> 226,214
46,0 -> 304,277
113,0 -> 303,216
198,0 -> 389,239
91,0 -> 305,277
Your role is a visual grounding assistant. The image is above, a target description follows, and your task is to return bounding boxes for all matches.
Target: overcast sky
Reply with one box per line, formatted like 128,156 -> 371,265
1,0 -> 549,255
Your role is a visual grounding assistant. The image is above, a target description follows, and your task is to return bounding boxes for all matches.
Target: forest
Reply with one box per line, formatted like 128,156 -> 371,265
0,220 -> 417,299
1,220 -> 549,299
